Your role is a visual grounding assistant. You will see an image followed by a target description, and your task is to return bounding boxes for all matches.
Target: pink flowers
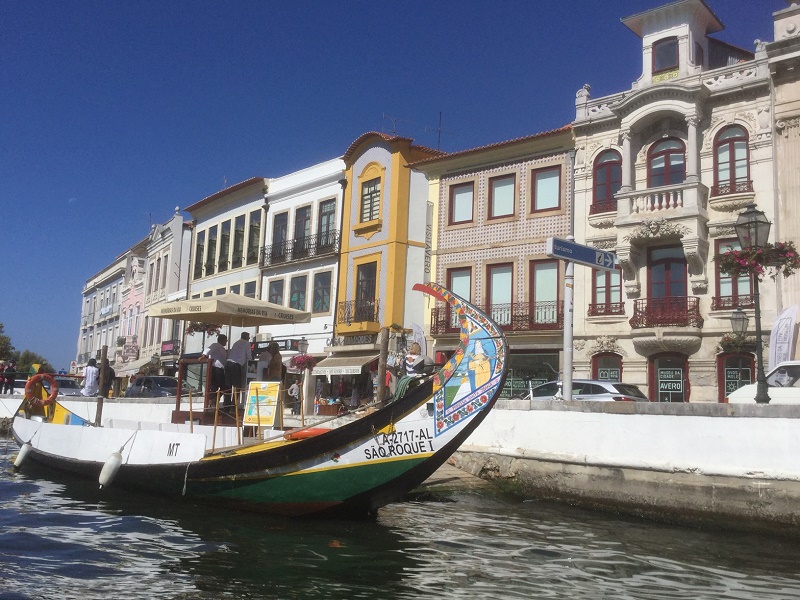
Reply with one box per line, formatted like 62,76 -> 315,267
716,241 -> 800,280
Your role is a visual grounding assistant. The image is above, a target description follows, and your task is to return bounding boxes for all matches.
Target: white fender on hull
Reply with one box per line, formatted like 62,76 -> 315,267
13,442 -> 32,471
98,451 -> 123,489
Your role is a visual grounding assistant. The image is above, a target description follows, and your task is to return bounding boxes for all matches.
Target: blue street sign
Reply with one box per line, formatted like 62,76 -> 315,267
546,237 -> 616,271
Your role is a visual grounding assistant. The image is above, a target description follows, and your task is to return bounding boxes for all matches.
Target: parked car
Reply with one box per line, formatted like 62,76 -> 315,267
124,376 -> 193,398
517,379 -> 649,402
43,376 -> 84,397
726,361 -> 800,404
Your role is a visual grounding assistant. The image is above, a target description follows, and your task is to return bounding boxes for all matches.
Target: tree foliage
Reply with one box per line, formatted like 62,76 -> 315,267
0,323 -> 55,374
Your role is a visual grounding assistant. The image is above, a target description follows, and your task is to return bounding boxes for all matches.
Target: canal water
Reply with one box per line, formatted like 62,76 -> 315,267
2,437 -> 800,600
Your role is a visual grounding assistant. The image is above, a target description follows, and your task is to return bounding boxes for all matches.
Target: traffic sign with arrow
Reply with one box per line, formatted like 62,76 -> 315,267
546,237 -> 616,271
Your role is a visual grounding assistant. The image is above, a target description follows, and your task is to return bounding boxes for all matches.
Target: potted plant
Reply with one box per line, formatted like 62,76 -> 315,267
290,354 -> 317,373
186,322 -> 222,337
715,241 -> 800,280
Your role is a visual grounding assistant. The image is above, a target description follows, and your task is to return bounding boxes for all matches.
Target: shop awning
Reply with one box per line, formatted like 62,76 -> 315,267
313,353 -> 379,376
115,356 -> 154,377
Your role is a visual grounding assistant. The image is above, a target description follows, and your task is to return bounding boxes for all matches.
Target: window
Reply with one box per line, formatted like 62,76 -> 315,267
203,290 -> 213,297
294,206 -> 311,259
154,258 -> 161,294
268,280 -> 284,305
694,42 -> 704,68
194,231 -> 206,279
530,260 -> 559,324
718,353 -> 753,402
161,253 -> 168,289
648,139 -> 685,187
487,263 -> 513,326
312,272 -> 332,313
356,262 -> 377,321
592,150 -> 621,213
290,276 -> 307,310
218,220 -> 230,272
590,267 -> 623,315
531,167 -> 561,212
449,182 -> 474,225
714,125 -> 750,195
216,287 -> 226,296
360,177 -> 381,222
318,199 -> 336,249
147,262 -> 155,296
489,175 -> 515,219
593,353 -> 622,382
246,210 -> 261,265
229,284 -> 240,295
272,212 -> 288,263
205,225 -> 217,276
232,215 -> 245,269
713,239 -> 753,310
653,37 -> 678,73
243,281 -> 256,298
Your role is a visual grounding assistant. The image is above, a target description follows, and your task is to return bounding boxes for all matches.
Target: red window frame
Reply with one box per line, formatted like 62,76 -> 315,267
713,125 -> 750,192
648,246 -> 687,299
717,352 -> 755,403
448,182 -> 474,225
647,138 -> 685,188
653,37 -> 678,74
713,238 -> 754,310
486,262 -> 514,326
590,267 -> 623,315
592,150 -> 622,211
530,166 -> 562,213
488,174 -> 516,220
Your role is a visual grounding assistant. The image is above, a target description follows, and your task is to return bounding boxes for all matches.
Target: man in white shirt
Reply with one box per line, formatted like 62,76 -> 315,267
202,334 -> 228,402
225,332 -> 252,406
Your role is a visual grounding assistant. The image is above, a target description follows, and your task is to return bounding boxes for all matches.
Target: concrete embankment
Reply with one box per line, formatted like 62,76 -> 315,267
454,399 -> 800,535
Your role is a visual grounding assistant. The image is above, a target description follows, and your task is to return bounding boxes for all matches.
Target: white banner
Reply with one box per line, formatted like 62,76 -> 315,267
769,304 -> 798,371
412,323 -> 427,356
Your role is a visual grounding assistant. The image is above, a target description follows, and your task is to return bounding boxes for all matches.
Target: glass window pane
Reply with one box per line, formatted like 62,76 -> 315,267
451,184 -> 473,223
490,176 -> 514,218
533,263 -> 557,303
450,270 -> 471,300
595,271 -> 607,304
490,266 -> 512,305
534,169 -> 559,210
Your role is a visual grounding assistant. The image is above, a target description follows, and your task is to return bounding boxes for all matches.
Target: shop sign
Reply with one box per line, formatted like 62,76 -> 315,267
123,344 -> 139,360
725,367 -> 751,393
161,339 -> 180,355
598,368 -> 621,381
658,369 -> 683,392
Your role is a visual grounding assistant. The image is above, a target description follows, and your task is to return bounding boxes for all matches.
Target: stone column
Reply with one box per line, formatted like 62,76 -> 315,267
620,130 -> 633,192
685,114 -> 700,183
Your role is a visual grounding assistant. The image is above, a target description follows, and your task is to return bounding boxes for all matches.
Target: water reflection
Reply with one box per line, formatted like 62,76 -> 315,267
3,440 -> 800,599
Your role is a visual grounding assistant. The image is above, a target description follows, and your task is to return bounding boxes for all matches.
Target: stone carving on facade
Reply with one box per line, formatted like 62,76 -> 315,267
757,106 -> 771,137
622,219 -> 689,242
708,224 -> 736,238
776,116 -> 800,137
573,339 -> 586,351
588,214 -> 617,229
589,238 -> 617,250
704,67 -> 759,91
615,244 -> 642,298
591,335 -> 628,357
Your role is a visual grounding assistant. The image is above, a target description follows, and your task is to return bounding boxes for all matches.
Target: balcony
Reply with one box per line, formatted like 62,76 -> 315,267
588,302 -> 625,317
711,294 -> 755,311
589,200 -> 618,215
710,181 -> 753,197
630,297 -> 703,329
338,299 -> 380,324
430,301 -> 563,335
261,231 -> 340,268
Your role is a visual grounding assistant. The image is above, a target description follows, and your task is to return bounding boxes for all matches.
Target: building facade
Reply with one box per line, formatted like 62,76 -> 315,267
572,0 -> 777,402
413,127 -> 575,396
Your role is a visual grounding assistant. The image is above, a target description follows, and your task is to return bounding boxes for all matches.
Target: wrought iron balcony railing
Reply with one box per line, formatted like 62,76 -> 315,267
710,180 -> 754,197
337,299 -> 380,325
630,296 -> 703,329
711,294 -> 755,311
588,302 -> 625,316
589,200 -> 618,215
261,231 -> 340,268
430,301 -> 563,334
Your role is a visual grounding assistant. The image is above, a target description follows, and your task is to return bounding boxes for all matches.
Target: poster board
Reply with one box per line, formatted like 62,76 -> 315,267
243,381 -> 281,427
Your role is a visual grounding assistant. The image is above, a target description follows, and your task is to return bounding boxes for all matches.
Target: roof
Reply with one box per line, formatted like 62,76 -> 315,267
342,131 -> 444,163
622,0 -> 723,38
408,124 -> 573,168
184,176 -> 267,213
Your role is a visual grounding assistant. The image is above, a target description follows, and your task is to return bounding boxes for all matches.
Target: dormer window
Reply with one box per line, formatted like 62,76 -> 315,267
653,37 -> 678,74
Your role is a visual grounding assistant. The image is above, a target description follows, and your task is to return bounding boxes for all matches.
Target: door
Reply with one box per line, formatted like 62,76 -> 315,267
294,206 -> 311,258
355,262 -> 377,322
651,353 -> 689,402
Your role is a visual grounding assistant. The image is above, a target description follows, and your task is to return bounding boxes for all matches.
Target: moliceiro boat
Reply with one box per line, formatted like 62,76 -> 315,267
11,283 -> 508,517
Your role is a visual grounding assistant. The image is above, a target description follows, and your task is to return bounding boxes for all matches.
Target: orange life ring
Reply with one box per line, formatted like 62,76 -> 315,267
24,373 -> 59,408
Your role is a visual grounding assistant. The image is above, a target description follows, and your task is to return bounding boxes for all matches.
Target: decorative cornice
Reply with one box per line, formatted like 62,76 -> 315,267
623,219 -> 689,243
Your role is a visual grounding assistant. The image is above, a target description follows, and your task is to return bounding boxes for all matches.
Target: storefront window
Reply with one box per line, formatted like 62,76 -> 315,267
503,352 -> 560,398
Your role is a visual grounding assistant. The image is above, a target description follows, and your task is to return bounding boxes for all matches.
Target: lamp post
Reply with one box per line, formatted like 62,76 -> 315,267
297,337 -> 309,425
734,204 -> 771,404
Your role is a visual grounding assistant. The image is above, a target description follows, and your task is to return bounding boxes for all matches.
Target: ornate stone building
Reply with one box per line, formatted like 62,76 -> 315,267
572,0 -> 778,402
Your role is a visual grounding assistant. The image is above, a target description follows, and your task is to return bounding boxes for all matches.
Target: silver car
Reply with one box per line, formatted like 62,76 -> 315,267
522,379 -> 649,402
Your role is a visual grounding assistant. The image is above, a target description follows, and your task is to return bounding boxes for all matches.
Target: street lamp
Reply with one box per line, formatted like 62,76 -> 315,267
734,204 -> 771,404
297,337 -> 309,355
730,308 -> 749,337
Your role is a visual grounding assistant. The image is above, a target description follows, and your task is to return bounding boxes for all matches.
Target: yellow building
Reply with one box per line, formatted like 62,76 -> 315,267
318,132 -> 442,376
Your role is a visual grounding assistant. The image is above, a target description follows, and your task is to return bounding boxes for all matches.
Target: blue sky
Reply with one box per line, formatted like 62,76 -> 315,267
0,0 -> 778,370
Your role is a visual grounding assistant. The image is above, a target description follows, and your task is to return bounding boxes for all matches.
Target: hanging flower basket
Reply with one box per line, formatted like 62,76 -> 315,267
716,333 -> 757,354
290,354 -> 317,372
715,241 -> 800,280
187,322 -> 222,337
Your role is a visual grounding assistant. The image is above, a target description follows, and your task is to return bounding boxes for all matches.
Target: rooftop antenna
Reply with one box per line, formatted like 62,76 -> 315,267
424,112 -> 454,151
382,113 -> 402,135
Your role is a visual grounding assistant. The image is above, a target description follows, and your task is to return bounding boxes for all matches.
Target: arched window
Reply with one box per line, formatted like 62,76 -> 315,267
592,150 -> 622,214
713,125 -> 750,195
592,353 -> 623,382
648,138 -> 685,187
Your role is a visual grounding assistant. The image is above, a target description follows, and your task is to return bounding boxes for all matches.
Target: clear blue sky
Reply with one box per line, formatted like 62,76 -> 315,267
0,0 -> 778,371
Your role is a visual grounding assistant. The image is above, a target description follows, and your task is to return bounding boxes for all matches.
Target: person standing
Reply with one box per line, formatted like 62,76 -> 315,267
81,358 -> 99,396
225,332 -> 252,406
202,334 -> 228,401
265,341 -> 282,381
287,378 -> 300,414
3,360 -> 18,395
